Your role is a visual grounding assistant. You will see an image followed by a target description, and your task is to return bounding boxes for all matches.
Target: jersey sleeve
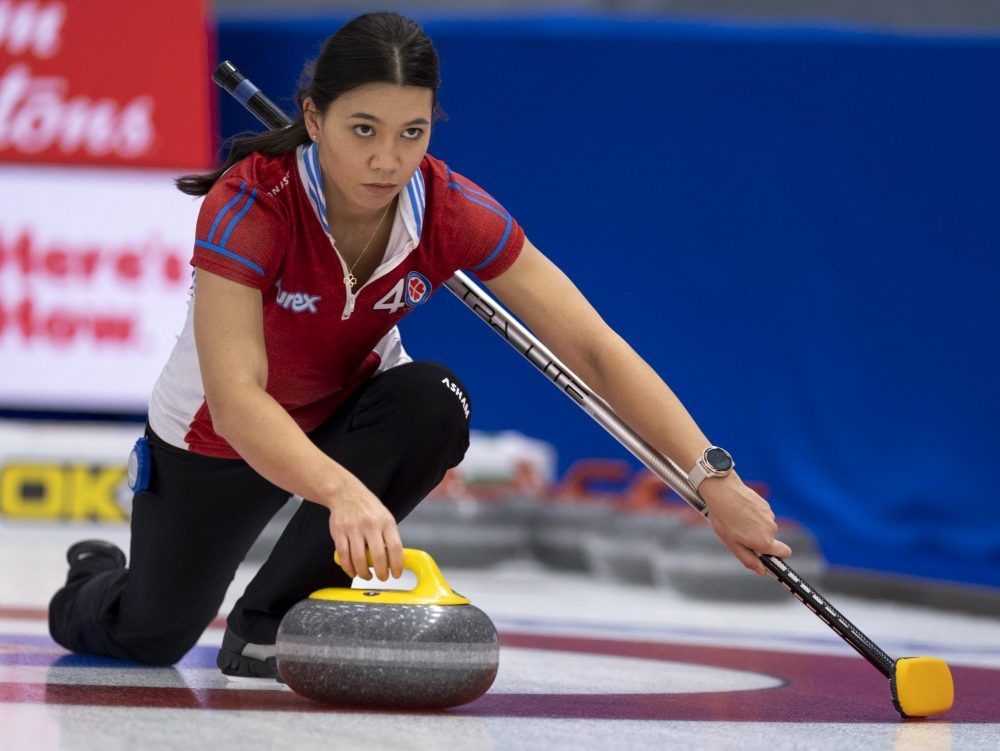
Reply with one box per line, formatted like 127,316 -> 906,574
191,177 -> 287,290
442,168 -> 525,281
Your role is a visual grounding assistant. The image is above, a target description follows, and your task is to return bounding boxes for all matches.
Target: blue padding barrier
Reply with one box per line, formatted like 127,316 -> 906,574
216,17 -> 1000,586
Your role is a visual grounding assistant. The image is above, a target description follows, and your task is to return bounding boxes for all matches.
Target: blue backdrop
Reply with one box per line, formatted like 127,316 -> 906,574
216,16 -> 1000,587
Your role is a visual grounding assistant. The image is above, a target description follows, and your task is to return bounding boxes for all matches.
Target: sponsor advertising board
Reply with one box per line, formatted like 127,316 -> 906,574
1,0 -> 213,411
0,0 -> 214,169
0,420 -> 138,523
0,166 -> 199,410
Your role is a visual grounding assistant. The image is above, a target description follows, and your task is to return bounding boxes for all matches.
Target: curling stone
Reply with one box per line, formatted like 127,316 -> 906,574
531,499 -> 616,570
530,459 -> 629,571
583,510 -> 683,585
399,470 -> 534,568
651,518 -> 827,601
276,548 -> 499,709
400,497 -> 532,567
582,470 -> 698,585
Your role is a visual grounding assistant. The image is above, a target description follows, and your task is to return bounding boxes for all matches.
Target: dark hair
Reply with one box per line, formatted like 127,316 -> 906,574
175,12 -> 443,197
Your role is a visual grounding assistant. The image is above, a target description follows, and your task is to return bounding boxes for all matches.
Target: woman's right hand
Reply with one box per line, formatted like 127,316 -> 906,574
326,472 -> 404,582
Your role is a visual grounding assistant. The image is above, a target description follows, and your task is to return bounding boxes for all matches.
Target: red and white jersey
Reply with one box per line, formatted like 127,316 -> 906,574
148,144 -> 525,457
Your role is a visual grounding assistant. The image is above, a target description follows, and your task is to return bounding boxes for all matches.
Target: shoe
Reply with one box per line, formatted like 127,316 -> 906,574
217,627 -> 280,680
66,540 -> 126,570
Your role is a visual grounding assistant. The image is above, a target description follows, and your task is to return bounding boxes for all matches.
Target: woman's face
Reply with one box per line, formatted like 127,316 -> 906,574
305,82 -> 433,218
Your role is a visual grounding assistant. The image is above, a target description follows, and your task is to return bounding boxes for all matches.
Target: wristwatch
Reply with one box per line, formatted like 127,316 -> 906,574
687,446 -> 735,491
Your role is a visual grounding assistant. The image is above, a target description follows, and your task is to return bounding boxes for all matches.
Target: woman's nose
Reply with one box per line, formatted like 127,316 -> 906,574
370,141 -> 399,173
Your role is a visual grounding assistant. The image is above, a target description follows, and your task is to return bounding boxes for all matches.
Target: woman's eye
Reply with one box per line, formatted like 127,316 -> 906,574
402,128 -> 424,140
353,124 -> 374,137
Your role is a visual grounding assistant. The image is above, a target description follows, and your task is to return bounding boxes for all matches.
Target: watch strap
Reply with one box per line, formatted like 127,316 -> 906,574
687,457 -> 711,491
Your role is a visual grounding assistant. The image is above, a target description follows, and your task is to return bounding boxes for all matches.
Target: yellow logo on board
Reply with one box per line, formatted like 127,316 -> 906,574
0,463 -> 128,522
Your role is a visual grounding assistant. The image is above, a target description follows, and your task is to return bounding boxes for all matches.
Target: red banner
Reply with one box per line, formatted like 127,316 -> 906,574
0,0 -> 214,168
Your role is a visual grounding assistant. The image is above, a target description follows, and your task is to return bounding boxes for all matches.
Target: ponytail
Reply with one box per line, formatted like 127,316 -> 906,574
175,118 -> 308,197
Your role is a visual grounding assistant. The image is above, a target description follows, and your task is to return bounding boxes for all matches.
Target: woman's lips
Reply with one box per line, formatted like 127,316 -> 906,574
363,183 -> 396,196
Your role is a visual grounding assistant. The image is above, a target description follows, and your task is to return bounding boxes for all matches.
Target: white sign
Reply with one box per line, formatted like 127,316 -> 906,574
0,165 -> 200,410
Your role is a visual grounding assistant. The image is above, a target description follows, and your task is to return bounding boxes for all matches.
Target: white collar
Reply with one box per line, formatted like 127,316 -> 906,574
295,143 -> 424,245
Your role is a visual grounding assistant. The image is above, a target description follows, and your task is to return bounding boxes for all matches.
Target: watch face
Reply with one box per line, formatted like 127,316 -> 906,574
705,447 -> 733,472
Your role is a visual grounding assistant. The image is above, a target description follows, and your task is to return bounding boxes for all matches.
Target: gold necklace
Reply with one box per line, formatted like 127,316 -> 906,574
343,201 -> 392,290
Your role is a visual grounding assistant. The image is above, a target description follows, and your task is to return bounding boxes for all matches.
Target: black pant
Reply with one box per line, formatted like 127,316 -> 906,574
48,361 -> 471,666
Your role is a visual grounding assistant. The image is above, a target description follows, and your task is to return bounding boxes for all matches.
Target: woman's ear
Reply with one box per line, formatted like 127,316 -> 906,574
303,97 -> 320,142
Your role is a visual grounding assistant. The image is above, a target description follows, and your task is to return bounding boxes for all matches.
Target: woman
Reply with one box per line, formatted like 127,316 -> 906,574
49,12 -> 790,678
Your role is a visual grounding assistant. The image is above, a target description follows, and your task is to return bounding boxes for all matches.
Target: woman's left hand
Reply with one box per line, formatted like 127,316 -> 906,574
699,474 -> 792,576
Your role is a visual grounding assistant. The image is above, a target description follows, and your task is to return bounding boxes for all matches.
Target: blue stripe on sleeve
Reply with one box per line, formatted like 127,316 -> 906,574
472,213 -> 513,271
219,188 -> 259,247
448,179 -> 514,272
449,180 -> 508,222
195,240 -> 265,276
457,182 -> 499,205
206,181 -> 247,244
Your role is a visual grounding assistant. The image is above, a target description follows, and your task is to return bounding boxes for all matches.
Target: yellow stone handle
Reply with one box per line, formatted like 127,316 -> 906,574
318,548 -> 471,606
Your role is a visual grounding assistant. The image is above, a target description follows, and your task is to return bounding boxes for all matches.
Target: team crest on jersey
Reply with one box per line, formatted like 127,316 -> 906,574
405,271 -> 432,306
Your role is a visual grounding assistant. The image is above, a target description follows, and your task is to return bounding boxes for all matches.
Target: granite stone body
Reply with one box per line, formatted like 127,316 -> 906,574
398,497 -> 534,568
530,502 -> 616,571
276,599 -> 500,709
583,512 -> 683,584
